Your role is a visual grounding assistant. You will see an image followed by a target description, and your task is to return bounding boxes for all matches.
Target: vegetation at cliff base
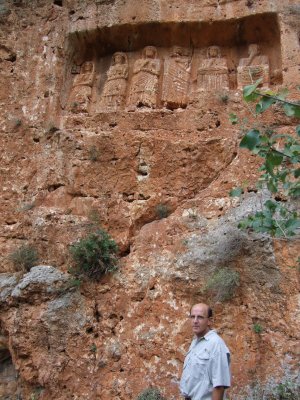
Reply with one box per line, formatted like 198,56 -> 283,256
238,373 -> 300,400
136,388 -> 166,400
69,228 -> 118,280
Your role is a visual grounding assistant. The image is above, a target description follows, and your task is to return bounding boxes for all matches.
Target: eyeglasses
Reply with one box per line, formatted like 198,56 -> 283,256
189,315 -> 208,320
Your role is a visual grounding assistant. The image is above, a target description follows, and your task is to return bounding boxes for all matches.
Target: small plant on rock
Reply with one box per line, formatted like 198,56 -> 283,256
69,228 -> 118,281
204,268 -> 240,302
11,117 -> 22,129
88,145 -> 100,162
155,203 -> 171,219
136,387 -> 166,400
253,323 -> 263,334
9,244 -> 39,272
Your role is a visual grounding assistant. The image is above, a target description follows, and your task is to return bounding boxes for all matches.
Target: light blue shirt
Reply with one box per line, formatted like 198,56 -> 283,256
180,330 -> 231,400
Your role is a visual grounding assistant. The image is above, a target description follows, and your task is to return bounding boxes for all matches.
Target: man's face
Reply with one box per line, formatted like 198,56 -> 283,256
145,47 -> 155,58
114,54 -> 123,64
82,62 -> 93,73
209,47 -> 218,58
190,304 -> 211,337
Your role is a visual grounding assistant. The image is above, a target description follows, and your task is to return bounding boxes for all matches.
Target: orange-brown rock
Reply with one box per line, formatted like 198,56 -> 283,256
0,0 -> 299,399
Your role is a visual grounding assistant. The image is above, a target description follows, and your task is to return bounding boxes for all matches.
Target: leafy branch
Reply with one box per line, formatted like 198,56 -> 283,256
230,81 -> 300,237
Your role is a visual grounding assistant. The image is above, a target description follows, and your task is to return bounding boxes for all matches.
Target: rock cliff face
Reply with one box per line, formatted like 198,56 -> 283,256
0,0 -> 299,399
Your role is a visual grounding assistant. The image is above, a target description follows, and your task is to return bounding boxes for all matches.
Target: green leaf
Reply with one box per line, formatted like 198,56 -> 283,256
240,129 -> 260,150
283,103 -> 300,118
290,144 -> 300,154
229,187 -> 243,197
294,168 -> 300,178
296,126 -> 300,136
255,96 -> 276,113
267,180 -> 277,193
290,187 -> 300,197
229,113 -> 238,125
285,218 -> 300,230
284,218 -> 300,236
276,88 -> 289,100
294,105 -> 300,118
267,151 -> 284,167
243,79 -> 262,101
264,200 -> 277,213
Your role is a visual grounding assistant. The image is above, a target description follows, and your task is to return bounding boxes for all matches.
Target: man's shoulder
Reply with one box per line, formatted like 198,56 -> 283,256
205,330 -> 230,353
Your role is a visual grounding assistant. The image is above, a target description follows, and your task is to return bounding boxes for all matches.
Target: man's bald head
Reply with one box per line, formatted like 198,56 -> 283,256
190,303 -> 213,318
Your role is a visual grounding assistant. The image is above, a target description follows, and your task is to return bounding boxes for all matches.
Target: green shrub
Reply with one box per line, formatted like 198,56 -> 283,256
219,93 -> 229,104
238,374 -> 300,400
275,380 -> 299,400
253,323 -> 263,334
9,244 -> 39,272
69,228 -> 118,280
155,204 -> 171,219
204,268 -> 240,302
136,388 -> 166,400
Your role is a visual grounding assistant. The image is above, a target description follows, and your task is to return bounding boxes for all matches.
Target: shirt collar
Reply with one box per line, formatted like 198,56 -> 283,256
195,329 -> 216,342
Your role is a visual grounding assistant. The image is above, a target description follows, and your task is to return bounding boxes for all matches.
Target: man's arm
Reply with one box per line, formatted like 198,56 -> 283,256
212,386 -> 225,400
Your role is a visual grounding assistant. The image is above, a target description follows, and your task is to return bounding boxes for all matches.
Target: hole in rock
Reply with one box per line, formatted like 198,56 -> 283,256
119,244 -> 130,257
0,342 -> 19,399
94,304 -> 101,322
47,183 -> 64,192
54,0 -> 63,5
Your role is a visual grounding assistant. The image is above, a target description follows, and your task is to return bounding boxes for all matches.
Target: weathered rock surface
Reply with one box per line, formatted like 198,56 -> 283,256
0,266 -> 89,399
0,0 -> 299,399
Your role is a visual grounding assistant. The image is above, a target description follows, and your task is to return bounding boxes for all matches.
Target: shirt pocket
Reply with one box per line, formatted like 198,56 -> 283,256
191,353 -> 210,379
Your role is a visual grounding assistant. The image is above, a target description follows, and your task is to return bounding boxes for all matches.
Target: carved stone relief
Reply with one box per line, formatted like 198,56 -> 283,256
161,46 -> 191,110
100,52 -> 128,111
197,46 -> 229,92
127,46 -> 161,109
68,61 -> 95,113
65,42 -> 277,115
237,43 -> 270,88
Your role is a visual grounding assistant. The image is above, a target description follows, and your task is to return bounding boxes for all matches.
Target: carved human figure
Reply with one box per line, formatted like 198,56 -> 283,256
68,61 -> 95,113
128,46 -> 160,109
237,44 -> 269,88
100,52 -> 128,111
197,46 -> 229,91
162,46 -> 191,109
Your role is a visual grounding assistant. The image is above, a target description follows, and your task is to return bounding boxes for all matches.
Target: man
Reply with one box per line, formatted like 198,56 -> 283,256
180,303 -> 231,400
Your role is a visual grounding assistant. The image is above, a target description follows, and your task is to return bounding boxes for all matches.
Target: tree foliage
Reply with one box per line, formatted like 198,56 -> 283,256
230,81 -> 300,238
